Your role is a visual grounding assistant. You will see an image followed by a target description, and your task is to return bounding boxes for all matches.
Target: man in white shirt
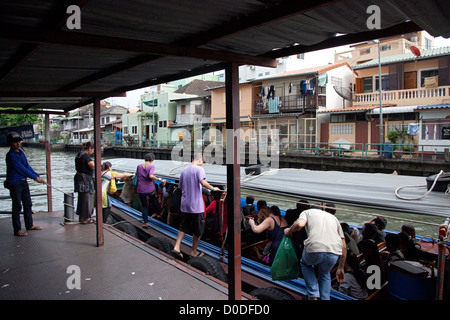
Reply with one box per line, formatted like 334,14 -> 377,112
285,204 -> 347,300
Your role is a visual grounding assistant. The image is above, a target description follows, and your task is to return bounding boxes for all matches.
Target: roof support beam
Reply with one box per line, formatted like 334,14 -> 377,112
0,0 -> 90,84
0,91 -> 126,98
41,0 -> 338,92
0,24 -> 276,68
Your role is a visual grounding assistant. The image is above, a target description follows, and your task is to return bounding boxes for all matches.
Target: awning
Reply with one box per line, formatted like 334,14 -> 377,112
416,104 -> 450,111
368,105 -> 417,115
317,106 -> 378,114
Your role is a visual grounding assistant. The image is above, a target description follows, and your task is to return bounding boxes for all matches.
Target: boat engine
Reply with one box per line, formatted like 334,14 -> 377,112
426,172 -> 450,192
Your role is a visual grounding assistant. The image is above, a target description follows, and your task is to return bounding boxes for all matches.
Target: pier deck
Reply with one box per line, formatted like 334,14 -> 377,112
0,211 -> 230,300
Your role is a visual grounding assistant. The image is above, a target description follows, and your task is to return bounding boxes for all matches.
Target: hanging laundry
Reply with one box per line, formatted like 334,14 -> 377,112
407,123 -> 419,135
309,78 -> 316,95
300,80 -> 307,95
267,85 -> 275,99
318,72 -> 328,87
269,97 -> 279,113
289,82 -> 292,93
260,86 -> 265,97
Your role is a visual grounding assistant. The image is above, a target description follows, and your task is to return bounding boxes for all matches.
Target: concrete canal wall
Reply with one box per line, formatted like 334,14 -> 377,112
23,143 -> 449,177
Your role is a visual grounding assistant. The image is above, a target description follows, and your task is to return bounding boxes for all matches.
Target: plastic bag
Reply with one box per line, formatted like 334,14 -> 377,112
270,235 -> 299,281
131,174 -> 138,187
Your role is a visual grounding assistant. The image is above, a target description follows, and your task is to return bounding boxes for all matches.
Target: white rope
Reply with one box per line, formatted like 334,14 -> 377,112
395,170 -> 447,200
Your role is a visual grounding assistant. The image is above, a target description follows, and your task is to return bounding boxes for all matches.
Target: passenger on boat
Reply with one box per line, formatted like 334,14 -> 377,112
382,233 -> 405,266
242,195 -> 256,217
171,153 -> 220,259
285,200 -> 310,261
360,222 -> 385,245
341,223 -> 360,256
153,179 -> 169,221
335,252 -> 369,300
369,216 -> 387,237
204,190 -> 227,245
401,224 -> 418,245
358,239 -> 386,285
256,199 -> 267,211
248,206 -> 288,266
136,153 -> 165,228
284,205 -> 347,300
398,231 -> 417,260
74,141 -> 95,224
5,132 -> 46,236
96,161 -> 133,224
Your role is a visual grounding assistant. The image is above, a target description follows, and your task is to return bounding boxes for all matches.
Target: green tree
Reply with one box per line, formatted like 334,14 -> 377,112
0,110 -> 38,126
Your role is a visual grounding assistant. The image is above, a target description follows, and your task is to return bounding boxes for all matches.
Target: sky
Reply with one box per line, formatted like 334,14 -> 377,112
112,36 -> 450,109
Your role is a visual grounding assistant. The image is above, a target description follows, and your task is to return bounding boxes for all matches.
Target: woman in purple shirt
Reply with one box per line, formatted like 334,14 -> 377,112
136,153 -> 164,228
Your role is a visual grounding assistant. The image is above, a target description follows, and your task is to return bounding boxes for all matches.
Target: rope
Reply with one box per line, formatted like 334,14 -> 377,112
42,181 -> 73,197
395,170 -> 447,200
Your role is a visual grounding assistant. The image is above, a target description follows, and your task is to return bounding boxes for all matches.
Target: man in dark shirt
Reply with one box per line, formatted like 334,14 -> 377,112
5,132 -> 45,236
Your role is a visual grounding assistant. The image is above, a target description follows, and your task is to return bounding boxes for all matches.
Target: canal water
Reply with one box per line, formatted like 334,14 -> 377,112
0,147 -> 444,237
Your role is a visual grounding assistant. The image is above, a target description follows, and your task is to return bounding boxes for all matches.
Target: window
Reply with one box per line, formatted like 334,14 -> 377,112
331,124 -> 353,135
362,77 -> 373,93
360,48 -> 371,55
180,105 -> 186,114
123,126 -> 128,134
375,75 -> 390,91
132,126 -> 137,134
381,44 -> 391,51
420,69 -> 438,87
330,114 -> 347,123
425,38 -> 432,50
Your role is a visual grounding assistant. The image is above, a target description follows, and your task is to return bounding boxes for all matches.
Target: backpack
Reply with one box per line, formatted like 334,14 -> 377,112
170,188 -> 182,213
205,200 -> 221,234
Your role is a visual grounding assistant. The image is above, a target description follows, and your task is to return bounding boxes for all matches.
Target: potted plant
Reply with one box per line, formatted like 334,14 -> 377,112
387,129 -> 403,158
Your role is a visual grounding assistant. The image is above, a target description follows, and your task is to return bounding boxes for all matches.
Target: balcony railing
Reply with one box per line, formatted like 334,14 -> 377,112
354,85 -> 450,106
254,94 -> 326,114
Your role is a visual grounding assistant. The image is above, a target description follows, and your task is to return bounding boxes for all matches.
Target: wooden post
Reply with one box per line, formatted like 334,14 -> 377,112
93,97 -> 104,247
225,62 -> 241,300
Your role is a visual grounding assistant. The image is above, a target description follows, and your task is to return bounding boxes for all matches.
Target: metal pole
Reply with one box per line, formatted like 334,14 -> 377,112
225,62 -> 242,300
377,40 -> 384,148
94,97 -> 104,247
44,114 -> 53,212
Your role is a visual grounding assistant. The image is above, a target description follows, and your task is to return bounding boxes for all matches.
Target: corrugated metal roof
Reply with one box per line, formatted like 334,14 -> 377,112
0,0 -> 449,112
249,62 -> 355,82
317,105 -> 378,113
354,46 -> 450,69
416,104 -> 450,110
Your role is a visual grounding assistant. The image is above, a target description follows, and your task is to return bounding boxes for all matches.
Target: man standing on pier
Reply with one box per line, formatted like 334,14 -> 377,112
4,132 -> 46,236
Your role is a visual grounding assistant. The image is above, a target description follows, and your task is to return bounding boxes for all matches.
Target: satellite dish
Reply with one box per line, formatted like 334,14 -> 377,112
333,86 -> 356,108
410,45 -> 421,57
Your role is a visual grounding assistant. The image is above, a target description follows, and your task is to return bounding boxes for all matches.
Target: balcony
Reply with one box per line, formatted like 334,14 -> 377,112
254,88 -> 326,114
354,85 -> 450,107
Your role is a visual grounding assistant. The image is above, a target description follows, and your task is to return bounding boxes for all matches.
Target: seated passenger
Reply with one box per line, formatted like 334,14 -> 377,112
337,252 -> 369,300
382,233 -> 404,266
248,206 -> 288,266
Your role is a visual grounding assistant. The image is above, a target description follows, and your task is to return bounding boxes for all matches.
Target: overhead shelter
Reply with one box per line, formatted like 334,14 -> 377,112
0,0 -> 449,300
